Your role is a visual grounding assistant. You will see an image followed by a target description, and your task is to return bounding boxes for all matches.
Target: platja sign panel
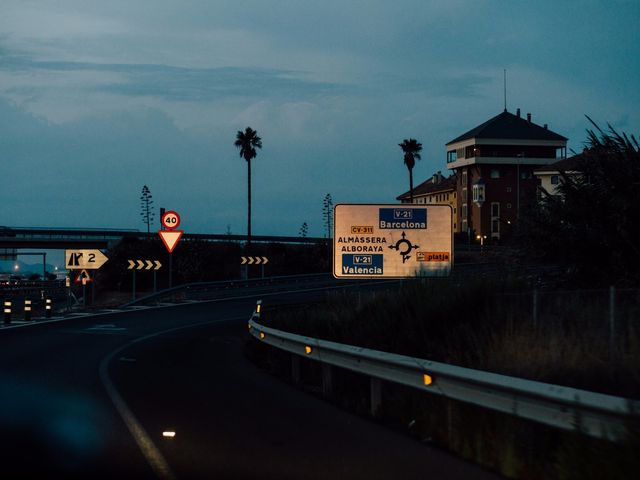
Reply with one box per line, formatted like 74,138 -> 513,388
333,204 -> 452,279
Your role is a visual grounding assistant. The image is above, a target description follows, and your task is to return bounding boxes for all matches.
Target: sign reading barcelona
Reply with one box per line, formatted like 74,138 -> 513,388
333,204 -> 453,279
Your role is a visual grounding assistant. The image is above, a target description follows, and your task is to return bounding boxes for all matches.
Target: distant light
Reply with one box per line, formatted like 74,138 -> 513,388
162,431 -> 176,438
423,374 -> 433,386
14,264 -> 19,270
305,346 -> 312,355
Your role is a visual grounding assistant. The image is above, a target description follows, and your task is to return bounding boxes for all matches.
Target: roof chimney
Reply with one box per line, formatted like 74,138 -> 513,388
516,108 -> 521,118
544,123 -> 548,130
527,113 -> 531,123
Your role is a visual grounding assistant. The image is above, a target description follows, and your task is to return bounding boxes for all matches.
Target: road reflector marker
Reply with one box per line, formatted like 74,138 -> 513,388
305,346 -> 312,355
423,374 -> 433,386
162,431 -> 176,438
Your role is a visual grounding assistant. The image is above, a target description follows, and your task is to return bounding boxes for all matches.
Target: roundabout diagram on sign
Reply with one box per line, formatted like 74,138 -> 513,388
388,231 -> 419,263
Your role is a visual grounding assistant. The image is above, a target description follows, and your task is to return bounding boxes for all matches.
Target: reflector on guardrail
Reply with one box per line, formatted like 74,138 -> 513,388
255,300 -> 262,315
305,346 -> 313,355
423,374 -> 433,386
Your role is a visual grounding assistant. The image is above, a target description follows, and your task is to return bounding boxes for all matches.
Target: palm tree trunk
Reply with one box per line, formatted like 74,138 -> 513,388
409,168 -> 414,203
247,158 -> 252,244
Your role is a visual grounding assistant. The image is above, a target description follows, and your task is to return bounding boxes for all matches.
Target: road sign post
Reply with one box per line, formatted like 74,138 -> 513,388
159,210 -> 182,289
333,204 -> 453,279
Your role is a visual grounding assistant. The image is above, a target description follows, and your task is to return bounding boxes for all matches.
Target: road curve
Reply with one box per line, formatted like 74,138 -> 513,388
0,289 -> 500,479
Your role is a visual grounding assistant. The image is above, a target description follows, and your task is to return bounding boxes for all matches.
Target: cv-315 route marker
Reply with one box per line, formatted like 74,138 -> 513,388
128,259 -> 162,270
241,256 -> 269,265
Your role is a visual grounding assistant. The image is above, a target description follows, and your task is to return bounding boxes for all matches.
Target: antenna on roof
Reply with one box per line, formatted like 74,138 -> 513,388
503,69 -> 507,112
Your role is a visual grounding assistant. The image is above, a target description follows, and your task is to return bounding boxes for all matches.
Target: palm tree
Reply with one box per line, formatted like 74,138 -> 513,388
234,127 -> 262,244
398,138 -> 423,203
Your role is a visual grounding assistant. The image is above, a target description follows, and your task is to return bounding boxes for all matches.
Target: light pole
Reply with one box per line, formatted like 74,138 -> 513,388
476,234 -> 487,253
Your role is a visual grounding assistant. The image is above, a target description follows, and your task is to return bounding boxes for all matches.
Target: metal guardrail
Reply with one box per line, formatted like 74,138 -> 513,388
124,273 -> 336,307
248,306 -> 639,442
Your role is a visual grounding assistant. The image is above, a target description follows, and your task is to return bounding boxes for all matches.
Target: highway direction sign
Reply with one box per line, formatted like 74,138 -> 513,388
65,249 -> 109,270
333,204 -> 452,279
161,210 -> 181,230
159,230 -> 183,253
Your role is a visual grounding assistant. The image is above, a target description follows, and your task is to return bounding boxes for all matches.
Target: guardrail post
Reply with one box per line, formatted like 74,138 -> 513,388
370,378 -> 382,417
45,298 -> 52,318
291,355 -> 301,384
322,364 -> 333,397
24,299 -> 32,321
3,299 -> 11,325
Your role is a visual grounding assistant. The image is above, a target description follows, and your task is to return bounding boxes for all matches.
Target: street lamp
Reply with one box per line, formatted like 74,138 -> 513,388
476,234 -> 487,253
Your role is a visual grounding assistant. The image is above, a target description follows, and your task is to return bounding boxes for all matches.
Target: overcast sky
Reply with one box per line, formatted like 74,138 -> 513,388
1,0 -> 638,240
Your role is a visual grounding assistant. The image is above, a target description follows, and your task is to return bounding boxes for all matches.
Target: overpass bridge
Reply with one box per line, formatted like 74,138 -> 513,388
0,226 -> 325,250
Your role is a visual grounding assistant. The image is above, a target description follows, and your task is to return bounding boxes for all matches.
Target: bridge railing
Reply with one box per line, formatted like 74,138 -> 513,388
248,304 -> 639,442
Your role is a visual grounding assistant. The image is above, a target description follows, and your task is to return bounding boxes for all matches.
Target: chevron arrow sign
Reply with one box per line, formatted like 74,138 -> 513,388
241,256 -> 269,265
128,259 -> 163,270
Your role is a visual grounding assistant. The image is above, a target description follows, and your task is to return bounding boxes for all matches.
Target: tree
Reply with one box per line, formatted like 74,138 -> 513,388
520,119 -> 640,285
299,222 -> 308,238
234,127 -> 262,244
322,194 -> 333,239
398,138 -> 423,203
140,185 -> 155,234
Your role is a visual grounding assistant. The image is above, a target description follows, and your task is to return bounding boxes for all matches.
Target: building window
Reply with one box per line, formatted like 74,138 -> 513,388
492,219 -> 500,234
551,175 -> 560,185
462,169 -> 467,185
491,202 -> 500,217
472,183 -> 485,204
506,203 -> 512,209
462,203 -> 467,219
506,187 -> 512,193
490,169 -> 500,179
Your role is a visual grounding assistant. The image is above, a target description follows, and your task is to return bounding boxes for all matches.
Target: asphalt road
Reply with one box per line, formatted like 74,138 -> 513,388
0,288 -> 501,479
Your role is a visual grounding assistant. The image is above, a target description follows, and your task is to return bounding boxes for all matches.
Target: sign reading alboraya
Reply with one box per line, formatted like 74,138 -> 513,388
333,204 -> 453,279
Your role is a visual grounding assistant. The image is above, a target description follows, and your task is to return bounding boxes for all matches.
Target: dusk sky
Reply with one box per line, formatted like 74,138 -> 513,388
1,0 -> 638,240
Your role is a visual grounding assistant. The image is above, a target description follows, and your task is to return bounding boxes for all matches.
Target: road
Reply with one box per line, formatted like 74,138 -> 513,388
0,287 -> 501,479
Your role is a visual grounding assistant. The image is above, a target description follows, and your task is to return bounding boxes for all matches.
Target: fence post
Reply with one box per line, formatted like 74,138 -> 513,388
322,364 -> 333,398
291,355 -> 301,384
609,286 -> 616,363
370,377 -> 382,417
532,289 -> 538,329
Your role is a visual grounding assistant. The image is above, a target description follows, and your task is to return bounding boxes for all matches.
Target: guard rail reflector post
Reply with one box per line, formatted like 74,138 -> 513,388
3,300 -> 11,324
45,298 -> 52,318
24,299 -> 32,322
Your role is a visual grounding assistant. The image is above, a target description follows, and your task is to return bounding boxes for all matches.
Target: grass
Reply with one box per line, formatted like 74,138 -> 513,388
248,278 -> 640,478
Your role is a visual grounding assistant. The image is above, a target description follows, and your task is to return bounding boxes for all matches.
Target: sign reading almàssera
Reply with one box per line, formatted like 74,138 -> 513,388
333,204 -> 453,279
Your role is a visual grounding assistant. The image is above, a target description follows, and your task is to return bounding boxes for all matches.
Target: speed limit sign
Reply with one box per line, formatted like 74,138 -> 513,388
161,210 -> 181,230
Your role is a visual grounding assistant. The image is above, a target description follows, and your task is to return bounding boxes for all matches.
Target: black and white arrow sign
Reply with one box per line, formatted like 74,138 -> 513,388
128,259 -> 162,270
241,256 -> 269,265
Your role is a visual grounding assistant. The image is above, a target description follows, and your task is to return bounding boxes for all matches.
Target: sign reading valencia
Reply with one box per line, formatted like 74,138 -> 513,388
333,204 -> 453,279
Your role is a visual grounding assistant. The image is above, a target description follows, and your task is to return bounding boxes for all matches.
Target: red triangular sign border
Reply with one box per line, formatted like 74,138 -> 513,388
159,230 -> 183,253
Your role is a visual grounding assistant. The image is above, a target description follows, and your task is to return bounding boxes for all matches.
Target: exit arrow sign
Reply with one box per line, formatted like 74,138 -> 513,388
65,249 -> 109,270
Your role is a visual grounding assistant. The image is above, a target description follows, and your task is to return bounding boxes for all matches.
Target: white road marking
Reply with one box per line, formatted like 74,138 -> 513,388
98,316 -> 245,480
